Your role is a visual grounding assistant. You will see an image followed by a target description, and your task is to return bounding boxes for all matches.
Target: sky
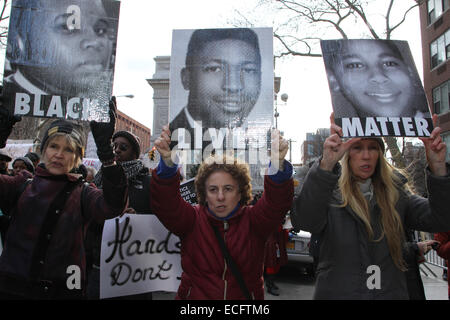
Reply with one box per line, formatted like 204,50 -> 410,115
110,0 -> 424,164
0,0 -> 425,164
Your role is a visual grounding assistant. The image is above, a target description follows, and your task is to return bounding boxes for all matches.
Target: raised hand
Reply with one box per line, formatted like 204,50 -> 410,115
270,129 -> 289,171
90,97 -> 117,163
155,125 -> 174,167
419,114 -> 447,176
0,91 -> 22,148
320,113 -> 360,171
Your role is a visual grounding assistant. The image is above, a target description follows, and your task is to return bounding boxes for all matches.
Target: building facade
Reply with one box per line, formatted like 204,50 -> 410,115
301,128 -> 330,166
419,0 -> 450,161
115,109 -> 151,154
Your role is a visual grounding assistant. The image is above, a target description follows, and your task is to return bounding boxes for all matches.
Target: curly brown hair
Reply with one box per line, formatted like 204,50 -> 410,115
195,155 -> 253,206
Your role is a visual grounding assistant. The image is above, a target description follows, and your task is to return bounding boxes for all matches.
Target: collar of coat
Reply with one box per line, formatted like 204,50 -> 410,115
36,164 -> 83,182
206,203 -> 241,221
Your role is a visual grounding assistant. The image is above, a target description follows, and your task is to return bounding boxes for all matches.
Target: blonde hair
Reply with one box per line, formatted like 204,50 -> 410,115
41,132 -> 82,171
338,146 -> 407,271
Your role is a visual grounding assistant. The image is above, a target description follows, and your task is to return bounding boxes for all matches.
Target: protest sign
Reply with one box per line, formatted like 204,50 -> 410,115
321,39 -> 433,137
100,214 -> 181,299
2,0 -> 120,122
168,27 -> 273,169
180,178 -> 197,205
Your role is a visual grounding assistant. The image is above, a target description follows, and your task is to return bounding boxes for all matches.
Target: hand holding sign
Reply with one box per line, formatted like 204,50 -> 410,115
155,125 -> 175,167
420,114 -> 448,177
320,113 -> 361,172
270,129 -> 289,171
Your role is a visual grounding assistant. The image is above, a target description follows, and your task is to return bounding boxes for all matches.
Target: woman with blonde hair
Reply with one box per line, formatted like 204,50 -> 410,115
150,125 -> 294,300
291,114 -> 450,299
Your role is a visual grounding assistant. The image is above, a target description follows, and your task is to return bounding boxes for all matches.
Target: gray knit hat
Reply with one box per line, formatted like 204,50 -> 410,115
12,156 -> 35,174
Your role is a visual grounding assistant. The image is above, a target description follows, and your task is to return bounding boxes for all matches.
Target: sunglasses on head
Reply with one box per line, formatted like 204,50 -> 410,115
113,142 -> 129,152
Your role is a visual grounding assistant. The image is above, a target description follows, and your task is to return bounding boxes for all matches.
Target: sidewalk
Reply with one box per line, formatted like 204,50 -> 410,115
421,263 -> 448,300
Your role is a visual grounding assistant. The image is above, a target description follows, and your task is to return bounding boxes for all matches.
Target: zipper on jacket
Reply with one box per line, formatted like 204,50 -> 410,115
222,220 -> 229,299
222,261 -> 227,300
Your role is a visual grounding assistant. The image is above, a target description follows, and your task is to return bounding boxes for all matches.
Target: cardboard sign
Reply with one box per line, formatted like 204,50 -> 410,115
321,39 -> 433,137
100,214 -> 181,299
2,0 -> 121,122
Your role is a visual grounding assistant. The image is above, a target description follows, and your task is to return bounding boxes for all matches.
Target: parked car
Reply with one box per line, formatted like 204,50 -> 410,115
286,229 -> 316,276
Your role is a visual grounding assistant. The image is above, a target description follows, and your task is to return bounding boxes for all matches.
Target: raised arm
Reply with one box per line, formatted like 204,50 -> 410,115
250,129 -> 294,237
150,125 -> 196,237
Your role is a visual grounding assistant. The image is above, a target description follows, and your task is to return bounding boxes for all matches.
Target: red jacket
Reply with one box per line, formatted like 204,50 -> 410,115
434,231 -> 450,298
150,170 -> 293,300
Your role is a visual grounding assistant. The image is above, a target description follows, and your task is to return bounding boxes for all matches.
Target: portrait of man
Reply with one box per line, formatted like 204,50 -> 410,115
2,0 -> 120,122
321,39 -> 433,137
168,27 -> 273,151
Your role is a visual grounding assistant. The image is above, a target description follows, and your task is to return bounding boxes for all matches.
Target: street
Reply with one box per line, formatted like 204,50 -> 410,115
154,263 -> 448,300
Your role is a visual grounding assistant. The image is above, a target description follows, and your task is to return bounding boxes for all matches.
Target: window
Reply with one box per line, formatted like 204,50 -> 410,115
428,0 -> 446,24
443,132 -> 450,162
433,80 -> 450,114
430,29 -> 450,68
447,29 -> 450,59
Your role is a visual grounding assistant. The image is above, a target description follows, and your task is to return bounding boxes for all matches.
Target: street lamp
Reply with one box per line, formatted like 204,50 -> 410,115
273,77 -> 288,129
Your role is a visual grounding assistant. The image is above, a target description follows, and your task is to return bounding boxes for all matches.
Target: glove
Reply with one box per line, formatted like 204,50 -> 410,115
0,94 -> 22,148
90,96 -> 116,163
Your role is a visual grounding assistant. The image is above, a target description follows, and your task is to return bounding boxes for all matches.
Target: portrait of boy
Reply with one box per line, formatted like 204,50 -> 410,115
2,0 -> 120,122
321,39 -> 432,137
168,27 -> 273,152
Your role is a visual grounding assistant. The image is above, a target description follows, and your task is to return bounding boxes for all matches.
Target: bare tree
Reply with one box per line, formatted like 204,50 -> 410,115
0,0 -> 9,48
230,0 -> 426,168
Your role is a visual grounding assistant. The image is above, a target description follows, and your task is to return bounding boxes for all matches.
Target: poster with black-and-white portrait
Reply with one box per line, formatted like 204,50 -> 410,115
321,39 -> 433,138
2,0 -> 120,122
168,27 -> 273,161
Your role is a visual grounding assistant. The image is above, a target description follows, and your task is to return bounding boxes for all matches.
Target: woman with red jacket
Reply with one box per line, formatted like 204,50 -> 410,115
151,125 -> 294,300
434,231 -> 450,299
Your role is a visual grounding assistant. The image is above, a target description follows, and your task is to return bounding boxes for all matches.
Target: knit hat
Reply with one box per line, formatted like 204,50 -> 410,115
112,131 -> 141,159
12,156 -> 35,174
41,120 -> 84,158
0,150 -> 12,162
25,152 -> 40,165
369,137 -> 386,154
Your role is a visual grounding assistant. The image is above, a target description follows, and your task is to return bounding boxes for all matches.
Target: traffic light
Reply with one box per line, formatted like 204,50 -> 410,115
149,146 -> 156,161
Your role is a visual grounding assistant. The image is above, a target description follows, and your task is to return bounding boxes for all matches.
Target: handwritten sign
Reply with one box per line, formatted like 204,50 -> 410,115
100,214 -> 181,299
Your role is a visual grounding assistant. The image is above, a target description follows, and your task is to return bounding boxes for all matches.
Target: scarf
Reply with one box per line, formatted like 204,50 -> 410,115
93,159 -> 148,189
357,178 -> 373,201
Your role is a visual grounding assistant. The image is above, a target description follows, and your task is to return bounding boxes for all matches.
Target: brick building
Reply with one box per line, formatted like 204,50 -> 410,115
419,0 -> 450,161
115,109 -> 151,154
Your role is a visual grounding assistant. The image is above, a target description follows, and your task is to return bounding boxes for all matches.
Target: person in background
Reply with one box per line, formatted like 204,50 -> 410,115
434,231 -> 450,299
0,98 -> 128,299
12,156 -> 35,176
291,114 -> 450,299
0,151 -> 12,175
86,130 -> 153,300
24,152 -> 40,169
85,166 -> 97,183
263,222 -> 288,296
150,125 -> 293,300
